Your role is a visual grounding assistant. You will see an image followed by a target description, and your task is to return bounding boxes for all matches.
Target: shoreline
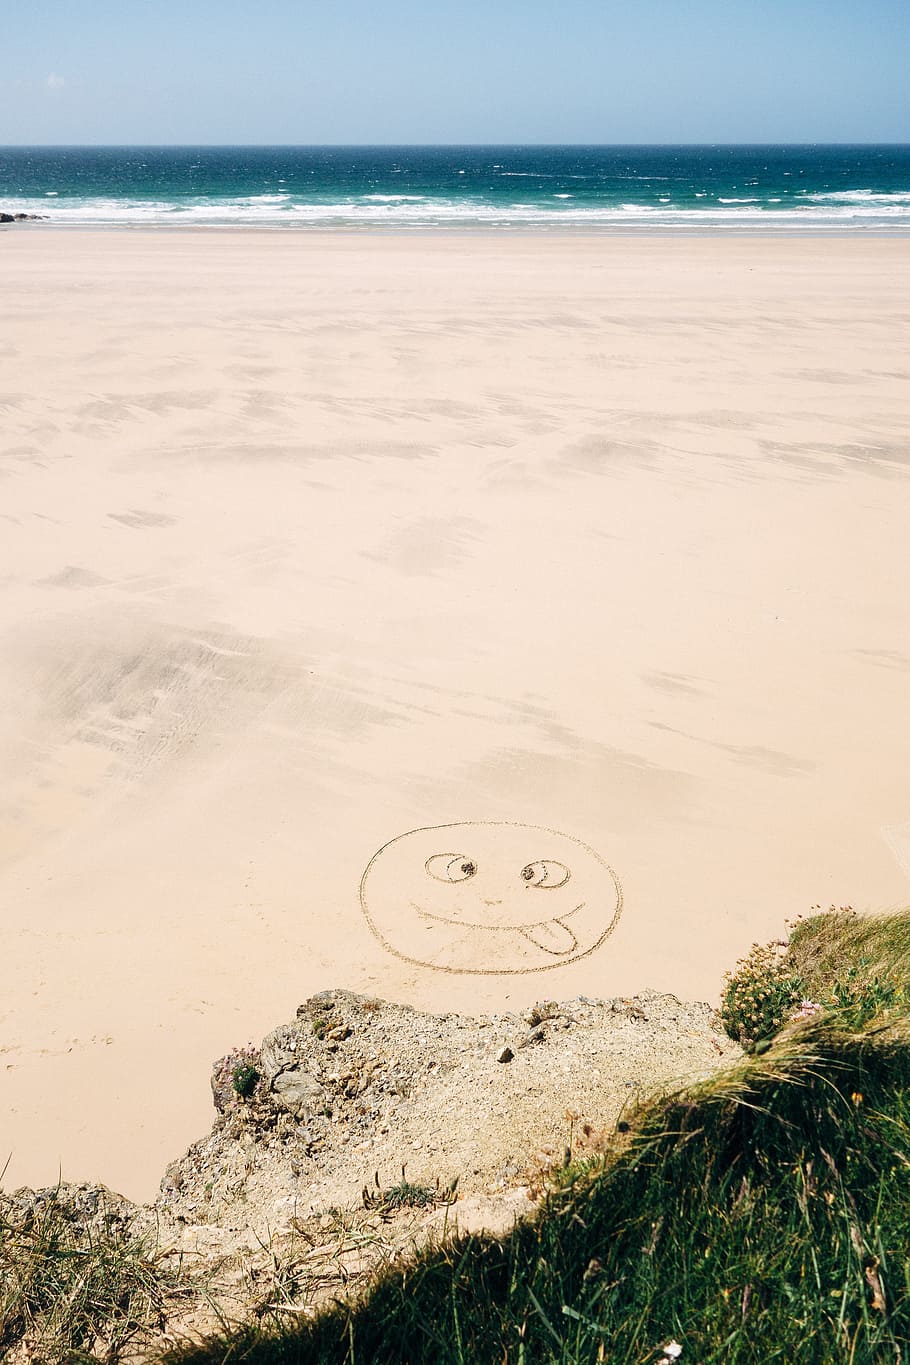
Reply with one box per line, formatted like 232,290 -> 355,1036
5,221 -> 910,238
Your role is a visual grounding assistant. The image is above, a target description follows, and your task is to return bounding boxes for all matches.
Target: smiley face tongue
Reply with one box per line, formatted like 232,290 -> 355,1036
518,918 -> 579,956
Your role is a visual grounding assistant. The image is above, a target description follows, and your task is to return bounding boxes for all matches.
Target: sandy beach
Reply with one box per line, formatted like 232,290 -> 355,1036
1,229 -> 909,1200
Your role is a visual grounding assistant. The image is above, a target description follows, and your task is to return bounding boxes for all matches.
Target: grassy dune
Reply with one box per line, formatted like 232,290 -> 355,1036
164,910 -> 910,1365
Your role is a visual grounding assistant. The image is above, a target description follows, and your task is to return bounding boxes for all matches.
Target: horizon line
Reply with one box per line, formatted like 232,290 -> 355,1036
3,141 -> 910,150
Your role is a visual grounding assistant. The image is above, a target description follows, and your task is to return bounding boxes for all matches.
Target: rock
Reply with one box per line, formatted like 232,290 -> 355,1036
211,1068 -> 235,1115
260,1023 -> 326,1120
0,211 -> 46,223
309,990 -> 336,1009
268,1067 -> 325,1120
496,1046 -> 514,1064
260,1024 -> 301,1075
1,1181 -> 138,1236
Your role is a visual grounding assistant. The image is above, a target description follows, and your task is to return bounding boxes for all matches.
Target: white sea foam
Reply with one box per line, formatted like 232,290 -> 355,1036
805,189 -> 910,204
8,191 -> 910,232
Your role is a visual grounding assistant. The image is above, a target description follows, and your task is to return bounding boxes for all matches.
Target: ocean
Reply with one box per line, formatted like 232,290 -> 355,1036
2,145 -> 909,231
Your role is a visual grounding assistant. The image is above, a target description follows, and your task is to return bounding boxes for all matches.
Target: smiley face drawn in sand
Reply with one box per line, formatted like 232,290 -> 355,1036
360,822 -> 623,975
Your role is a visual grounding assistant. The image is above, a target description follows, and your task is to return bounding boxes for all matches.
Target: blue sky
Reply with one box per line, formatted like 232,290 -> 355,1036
1,0 -> 908,144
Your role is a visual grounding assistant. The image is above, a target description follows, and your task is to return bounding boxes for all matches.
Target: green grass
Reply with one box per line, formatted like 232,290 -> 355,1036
0,1186 -> 195,1362
163,908 -> 910,1365
789,908 -> 910,1009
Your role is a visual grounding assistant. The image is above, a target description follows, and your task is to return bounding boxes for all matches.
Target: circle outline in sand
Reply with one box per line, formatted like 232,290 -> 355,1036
359,820 -> 623,976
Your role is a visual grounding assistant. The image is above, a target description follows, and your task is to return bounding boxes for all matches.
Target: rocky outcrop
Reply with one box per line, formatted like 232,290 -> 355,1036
0,212 -> 46,223
158,988 -> 737,1234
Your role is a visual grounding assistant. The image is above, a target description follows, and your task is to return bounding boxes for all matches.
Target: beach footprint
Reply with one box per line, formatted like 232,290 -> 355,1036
360,821 -> 622,975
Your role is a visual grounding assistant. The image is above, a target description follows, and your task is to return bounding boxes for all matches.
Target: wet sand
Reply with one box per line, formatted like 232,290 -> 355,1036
1,230 -> 909,1199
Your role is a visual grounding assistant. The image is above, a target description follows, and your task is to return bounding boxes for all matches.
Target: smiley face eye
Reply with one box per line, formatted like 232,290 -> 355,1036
520,860 -> 570,888
426,854 -> 477,883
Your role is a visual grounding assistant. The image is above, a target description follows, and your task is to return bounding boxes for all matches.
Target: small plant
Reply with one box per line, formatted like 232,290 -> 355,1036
718,942 -> 804,1051
362,1168 -> 457,1214
312,1017 -> 329,1039
211,1044 -> 262,1111
232,1061 -> 260,1099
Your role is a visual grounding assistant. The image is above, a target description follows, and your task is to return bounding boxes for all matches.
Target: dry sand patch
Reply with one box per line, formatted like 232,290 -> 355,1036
1,232 -> 909,1199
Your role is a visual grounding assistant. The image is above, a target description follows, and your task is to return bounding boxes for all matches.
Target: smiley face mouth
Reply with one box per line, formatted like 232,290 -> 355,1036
412,902 -> 584,956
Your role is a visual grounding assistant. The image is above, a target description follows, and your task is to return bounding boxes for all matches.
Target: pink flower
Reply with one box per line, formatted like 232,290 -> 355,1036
790,999 -> 823,1021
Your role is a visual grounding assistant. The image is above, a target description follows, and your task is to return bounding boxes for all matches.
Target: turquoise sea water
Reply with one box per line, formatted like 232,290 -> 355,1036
2,145 -> 909,231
